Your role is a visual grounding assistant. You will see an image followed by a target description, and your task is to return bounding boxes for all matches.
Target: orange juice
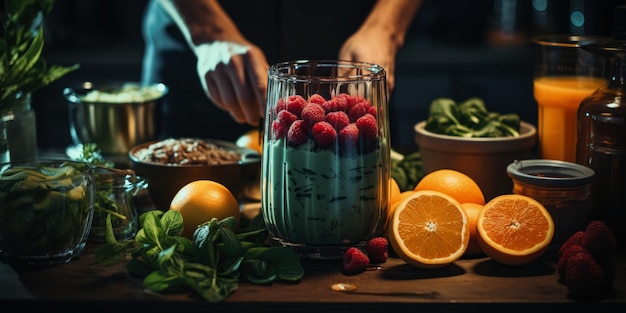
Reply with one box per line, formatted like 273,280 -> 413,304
533,76 -> 606,162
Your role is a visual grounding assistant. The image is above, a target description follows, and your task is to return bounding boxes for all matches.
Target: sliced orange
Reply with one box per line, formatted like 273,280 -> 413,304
476,194 -> 554,265
388,190 -> 469,269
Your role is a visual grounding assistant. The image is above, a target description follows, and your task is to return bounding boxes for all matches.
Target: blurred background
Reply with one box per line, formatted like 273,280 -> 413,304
35,0 -> 622,151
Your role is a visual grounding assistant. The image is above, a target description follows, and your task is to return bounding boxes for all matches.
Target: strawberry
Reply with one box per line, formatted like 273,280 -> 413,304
301,103 -> 325,127
581,220 -> 616,261
356,113 -> 378,140
325,111 -> 350,131
343,247 -> 370,273
308,94 -> 326,105
364,237 -> 388,263
564,250 -> 608,299
311,121 -> 337,148
348,102 -> 370,122
287,120 -> 308,146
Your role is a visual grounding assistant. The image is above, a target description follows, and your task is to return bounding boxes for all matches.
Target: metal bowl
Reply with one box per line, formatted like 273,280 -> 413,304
64,81 -> 168,155
128,138 -> 261,211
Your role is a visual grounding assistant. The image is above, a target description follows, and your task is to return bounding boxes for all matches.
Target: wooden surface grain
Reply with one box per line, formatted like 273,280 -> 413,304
2,242 -> 624,312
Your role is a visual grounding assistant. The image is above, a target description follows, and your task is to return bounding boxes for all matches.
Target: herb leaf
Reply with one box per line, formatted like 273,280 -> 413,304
95,209 -> 304,302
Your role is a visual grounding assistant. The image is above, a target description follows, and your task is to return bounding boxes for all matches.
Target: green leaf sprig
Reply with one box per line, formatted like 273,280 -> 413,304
0,0 -> 79,104
424,97 -> 520,138
95,210 -> 305,302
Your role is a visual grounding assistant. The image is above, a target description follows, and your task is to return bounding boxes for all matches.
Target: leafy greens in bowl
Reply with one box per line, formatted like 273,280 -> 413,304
424,97 -> 521,138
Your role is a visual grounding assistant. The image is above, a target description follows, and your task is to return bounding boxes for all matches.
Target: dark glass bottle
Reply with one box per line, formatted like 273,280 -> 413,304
576,8 -> 626,252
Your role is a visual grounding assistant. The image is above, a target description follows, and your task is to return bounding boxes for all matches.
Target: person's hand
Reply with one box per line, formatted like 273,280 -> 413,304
339,27 -> 399,94
194,41 -> 268,126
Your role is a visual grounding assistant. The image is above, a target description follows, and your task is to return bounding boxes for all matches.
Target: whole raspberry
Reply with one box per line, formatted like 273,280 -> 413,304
348,102 -> 370,122
285,95 -> 307,117
343,247 -> 370,273
367,105 -> 377,117
343,94 -> 367,111
325,111 -> 350,131
565,251 -> 608,299
364,237 -> 388,263
338,123 -> 359,153
582,220 -> 616,261
557,244 -> 586,281
311,121 -> 337,148
276,109 -> 298,128
308,94 -> 326,105
322,97 -> 348,113
272,119 -> 288,139
301,103 -> 325,127
356,113 -> 378,140
287,120 -> 308,146
558,231 -> 585,258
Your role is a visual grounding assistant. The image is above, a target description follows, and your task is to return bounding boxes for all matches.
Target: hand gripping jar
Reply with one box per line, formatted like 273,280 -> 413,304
261,60 -> 390,259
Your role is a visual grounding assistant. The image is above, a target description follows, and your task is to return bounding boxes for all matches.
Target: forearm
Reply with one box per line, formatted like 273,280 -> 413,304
157,0 -> 245,47
359,0 -> 422,48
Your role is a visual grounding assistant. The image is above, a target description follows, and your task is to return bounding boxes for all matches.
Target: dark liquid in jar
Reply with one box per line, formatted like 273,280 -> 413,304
577,102 -> 626,252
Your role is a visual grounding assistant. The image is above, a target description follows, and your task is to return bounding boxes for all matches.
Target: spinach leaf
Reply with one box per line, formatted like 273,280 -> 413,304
424,97 -> 520,138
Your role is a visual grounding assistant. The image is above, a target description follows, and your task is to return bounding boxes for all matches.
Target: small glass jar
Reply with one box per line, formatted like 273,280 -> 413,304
89,168 -> 146,242
507,160 -> 595,246
0,92 -> 38,163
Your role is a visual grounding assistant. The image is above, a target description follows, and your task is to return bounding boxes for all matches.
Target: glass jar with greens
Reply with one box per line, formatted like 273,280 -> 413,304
0,160 -> 95,265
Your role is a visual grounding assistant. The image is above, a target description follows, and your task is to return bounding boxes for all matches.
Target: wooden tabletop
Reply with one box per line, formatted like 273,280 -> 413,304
2,240 -> 624,312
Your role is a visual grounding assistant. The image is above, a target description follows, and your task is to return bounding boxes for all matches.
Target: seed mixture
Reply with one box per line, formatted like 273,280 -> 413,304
135,138 -> 240,165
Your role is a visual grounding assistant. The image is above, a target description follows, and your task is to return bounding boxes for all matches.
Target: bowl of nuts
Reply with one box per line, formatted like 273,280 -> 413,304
128,138 -> 261,211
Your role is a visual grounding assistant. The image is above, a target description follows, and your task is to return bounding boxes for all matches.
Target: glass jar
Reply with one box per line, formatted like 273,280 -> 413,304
507,160 -> 595,248
261,60 -> 390,259
0,92 -> 38,163
88,168 -> 146,242
576,39 -> 626,253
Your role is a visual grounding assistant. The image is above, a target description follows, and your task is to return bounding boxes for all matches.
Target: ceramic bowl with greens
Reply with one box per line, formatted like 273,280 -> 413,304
0,160 -> 95,265
414,97 -> 537,201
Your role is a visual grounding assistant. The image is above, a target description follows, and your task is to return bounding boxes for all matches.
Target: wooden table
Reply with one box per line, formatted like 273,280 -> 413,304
4,149 -> 623,312
2,240 -> 624,312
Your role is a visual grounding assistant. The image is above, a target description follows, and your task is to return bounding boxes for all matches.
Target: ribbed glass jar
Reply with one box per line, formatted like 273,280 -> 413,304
0,92 -> 38,163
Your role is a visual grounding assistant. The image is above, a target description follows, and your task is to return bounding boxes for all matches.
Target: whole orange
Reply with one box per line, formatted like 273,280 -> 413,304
169,180 -> 241,239
414,169 -> 485,205
460,202 -> 484,256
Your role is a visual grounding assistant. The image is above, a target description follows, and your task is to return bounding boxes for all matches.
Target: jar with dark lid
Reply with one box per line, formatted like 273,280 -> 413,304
507,160 -> 595,247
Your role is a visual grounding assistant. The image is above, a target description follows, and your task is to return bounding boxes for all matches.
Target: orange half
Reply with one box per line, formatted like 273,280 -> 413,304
388,190 -> 469,269
476,194 -> 554,265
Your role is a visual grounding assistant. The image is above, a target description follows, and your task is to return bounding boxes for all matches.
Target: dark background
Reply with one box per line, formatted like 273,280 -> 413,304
34,0 -> 621,152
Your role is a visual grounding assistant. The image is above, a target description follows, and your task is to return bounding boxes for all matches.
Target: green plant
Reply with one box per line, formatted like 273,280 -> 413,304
95,210 -> 305,302
0,0 -> 79,105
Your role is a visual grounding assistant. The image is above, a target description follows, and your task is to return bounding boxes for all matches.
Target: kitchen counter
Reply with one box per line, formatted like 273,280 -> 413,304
2,240 -> 624,312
